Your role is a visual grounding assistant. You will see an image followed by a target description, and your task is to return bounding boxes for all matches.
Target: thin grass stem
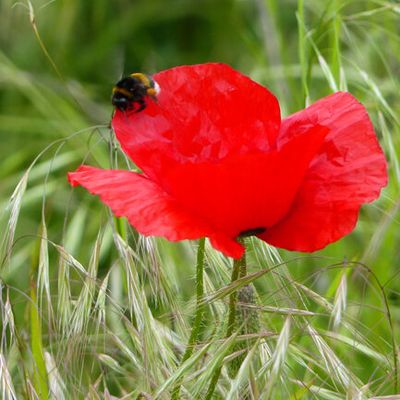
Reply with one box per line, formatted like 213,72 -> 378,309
297,0 -> 309,104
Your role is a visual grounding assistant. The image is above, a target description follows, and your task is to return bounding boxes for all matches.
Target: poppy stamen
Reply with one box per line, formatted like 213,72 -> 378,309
239,227 -> 266,237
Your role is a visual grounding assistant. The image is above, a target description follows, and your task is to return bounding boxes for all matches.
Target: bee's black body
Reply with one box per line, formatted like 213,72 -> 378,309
112,73 -> 158,112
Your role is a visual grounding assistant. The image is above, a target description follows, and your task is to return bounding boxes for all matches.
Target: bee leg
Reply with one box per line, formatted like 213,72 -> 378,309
135,99 -> 146,112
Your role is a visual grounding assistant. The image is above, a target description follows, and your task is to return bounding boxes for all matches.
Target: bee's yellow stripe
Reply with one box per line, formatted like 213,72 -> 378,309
113,87 -> 132,97
130,72 -> 151,87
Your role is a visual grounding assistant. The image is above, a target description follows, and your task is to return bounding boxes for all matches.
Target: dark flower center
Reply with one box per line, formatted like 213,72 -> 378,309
238,227 -> 266,237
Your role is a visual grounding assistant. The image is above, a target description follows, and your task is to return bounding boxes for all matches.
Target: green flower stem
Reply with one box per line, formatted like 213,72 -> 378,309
171,237 -> 206,399
205,243 -> 246,400
227,250 -> 246,337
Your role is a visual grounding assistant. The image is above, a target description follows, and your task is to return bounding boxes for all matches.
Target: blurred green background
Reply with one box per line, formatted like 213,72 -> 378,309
1,0 -> 400,398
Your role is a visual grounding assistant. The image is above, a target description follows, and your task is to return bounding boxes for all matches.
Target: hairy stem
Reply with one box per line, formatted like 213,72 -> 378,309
171,238 -> 206,399
205,245 -> 246,400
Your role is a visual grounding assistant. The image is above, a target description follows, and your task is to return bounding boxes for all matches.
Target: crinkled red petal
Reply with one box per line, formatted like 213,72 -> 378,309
209,234 -> 245,259
68,165 -> 244,258
260,92 -> 388,251
161,124 -> 328,238
112,63 -> 280,181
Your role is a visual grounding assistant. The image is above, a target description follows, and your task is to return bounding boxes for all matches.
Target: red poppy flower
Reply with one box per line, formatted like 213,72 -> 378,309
68,63 -> 387,259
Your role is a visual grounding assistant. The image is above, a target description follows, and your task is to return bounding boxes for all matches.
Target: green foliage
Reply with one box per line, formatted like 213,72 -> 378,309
0,0 -> 399,398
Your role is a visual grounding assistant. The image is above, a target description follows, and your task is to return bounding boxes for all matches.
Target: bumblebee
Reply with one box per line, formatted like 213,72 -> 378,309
111,73 -> 159,112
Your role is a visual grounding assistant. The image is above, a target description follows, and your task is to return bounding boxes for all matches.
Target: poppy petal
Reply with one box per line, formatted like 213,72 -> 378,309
161,123 -> 328,238
260,92 -> 388,251
68,165 -> 213,241
68,165 -> 245,258
112,63 -> 281,180
209,234 -> 246,260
